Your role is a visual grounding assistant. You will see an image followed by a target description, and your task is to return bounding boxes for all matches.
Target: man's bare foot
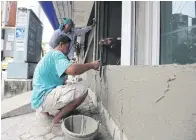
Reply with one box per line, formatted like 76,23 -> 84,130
52,117 -> 60,124
52,121 -> 61,127
41,112 -> 51,116
40,112 -> 54,119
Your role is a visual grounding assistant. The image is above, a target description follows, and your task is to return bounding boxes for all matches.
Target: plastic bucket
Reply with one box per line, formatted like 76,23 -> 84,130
61,115 -> 99,140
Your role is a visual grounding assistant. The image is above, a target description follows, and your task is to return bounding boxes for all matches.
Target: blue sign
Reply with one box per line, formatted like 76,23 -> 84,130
16,28 -> 25,39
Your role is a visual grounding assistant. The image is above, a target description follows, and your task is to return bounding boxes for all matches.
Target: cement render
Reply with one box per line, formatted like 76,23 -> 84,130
86,64 -> 196,140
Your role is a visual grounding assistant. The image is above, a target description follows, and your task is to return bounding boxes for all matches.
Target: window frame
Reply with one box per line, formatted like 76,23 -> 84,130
121,1 -> 136,66
122,1 -> 161,66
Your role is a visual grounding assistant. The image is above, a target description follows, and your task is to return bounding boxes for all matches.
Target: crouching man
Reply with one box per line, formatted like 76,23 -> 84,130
31,34 -> 100,125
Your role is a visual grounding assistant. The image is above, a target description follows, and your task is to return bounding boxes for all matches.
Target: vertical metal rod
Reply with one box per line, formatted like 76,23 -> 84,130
96,2 -> 100,60
93,2 -> 97,61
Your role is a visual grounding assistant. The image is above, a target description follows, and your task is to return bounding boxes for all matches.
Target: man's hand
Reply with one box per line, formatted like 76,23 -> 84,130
99,37 -> 121,49
91,60 -> 100,70
99,37 -> 113,46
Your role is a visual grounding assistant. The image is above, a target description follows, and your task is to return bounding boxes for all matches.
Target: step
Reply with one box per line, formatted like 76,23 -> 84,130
1,91 -> 34,119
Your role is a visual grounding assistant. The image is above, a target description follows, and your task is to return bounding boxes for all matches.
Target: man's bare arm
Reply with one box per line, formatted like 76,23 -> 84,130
65,61 -> 99,75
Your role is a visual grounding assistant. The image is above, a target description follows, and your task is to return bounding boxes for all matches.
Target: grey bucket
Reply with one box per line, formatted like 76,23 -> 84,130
61,115 -> 99,140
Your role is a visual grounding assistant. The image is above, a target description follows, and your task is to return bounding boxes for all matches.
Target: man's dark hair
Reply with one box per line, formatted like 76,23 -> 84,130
54,34 -> 71,48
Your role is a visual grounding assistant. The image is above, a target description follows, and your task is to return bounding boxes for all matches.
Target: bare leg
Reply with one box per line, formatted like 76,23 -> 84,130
52,91 -> 88,124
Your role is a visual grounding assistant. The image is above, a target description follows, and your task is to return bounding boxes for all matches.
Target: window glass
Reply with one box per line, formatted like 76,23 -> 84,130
160,1 -> 196,64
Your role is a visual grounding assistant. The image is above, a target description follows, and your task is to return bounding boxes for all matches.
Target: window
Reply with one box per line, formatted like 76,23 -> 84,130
160,1 -> 196,64
85,1 -> 122,65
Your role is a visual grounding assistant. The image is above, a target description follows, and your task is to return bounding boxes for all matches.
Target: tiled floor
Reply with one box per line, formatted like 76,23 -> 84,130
1,96 -> 112,140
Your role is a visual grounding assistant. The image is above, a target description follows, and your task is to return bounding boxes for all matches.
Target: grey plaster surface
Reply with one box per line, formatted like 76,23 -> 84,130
1,96 -> 112,140
86,64 -> 196,140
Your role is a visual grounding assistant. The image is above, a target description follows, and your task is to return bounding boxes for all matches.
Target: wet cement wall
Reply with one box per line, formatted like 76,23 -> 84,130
86,64 -> 196,140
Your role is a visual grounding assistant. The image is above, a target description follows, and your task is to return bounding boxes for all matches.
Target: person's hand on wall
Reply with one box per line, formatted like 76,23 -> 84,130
99,37 -> 114,46
91,60 -> 100,71
99,37 -> 121,48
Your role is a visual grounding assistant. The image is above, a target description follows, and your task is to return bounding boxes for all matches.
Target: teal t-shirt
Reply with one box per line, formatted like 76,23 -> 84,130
31,50 -> 72,109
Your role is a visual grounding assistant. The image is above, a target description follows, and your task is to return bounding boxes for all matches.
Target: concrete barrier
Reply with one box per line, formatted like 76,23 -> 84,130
4,79 -> 32,98
1,91 -> 34,119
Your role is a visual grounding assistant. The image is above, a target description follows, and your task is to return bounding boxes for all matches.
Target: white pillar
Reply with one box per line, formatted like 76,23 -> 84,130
151,2 -> 160,65
135,1 -> 160,65
121,1 -> 135,66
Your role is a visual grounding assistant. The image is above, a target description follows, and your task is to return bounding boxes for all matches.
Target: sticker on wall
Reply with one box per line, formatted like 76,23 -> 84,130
16,28 -> 25,39
6,42 -> 12,51
7,33 -> 15,41
17,10 -> 28,26
16,41 -> 25,51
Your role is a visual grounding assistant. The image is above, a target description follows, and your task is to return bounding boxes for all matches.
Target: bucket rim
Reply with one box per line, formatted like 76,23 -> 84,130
61,115 -> 99,138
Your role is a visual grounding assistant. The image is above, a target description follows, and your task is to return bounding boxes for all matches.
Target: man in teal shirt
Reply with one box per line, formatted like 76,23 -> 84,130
31,34 -> 100,125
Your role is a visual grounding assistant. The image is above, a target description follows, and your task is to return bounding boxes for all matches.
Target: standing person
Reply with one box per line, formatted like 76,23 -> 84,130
49,18 -> 95,60
31,34 -> 100,125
